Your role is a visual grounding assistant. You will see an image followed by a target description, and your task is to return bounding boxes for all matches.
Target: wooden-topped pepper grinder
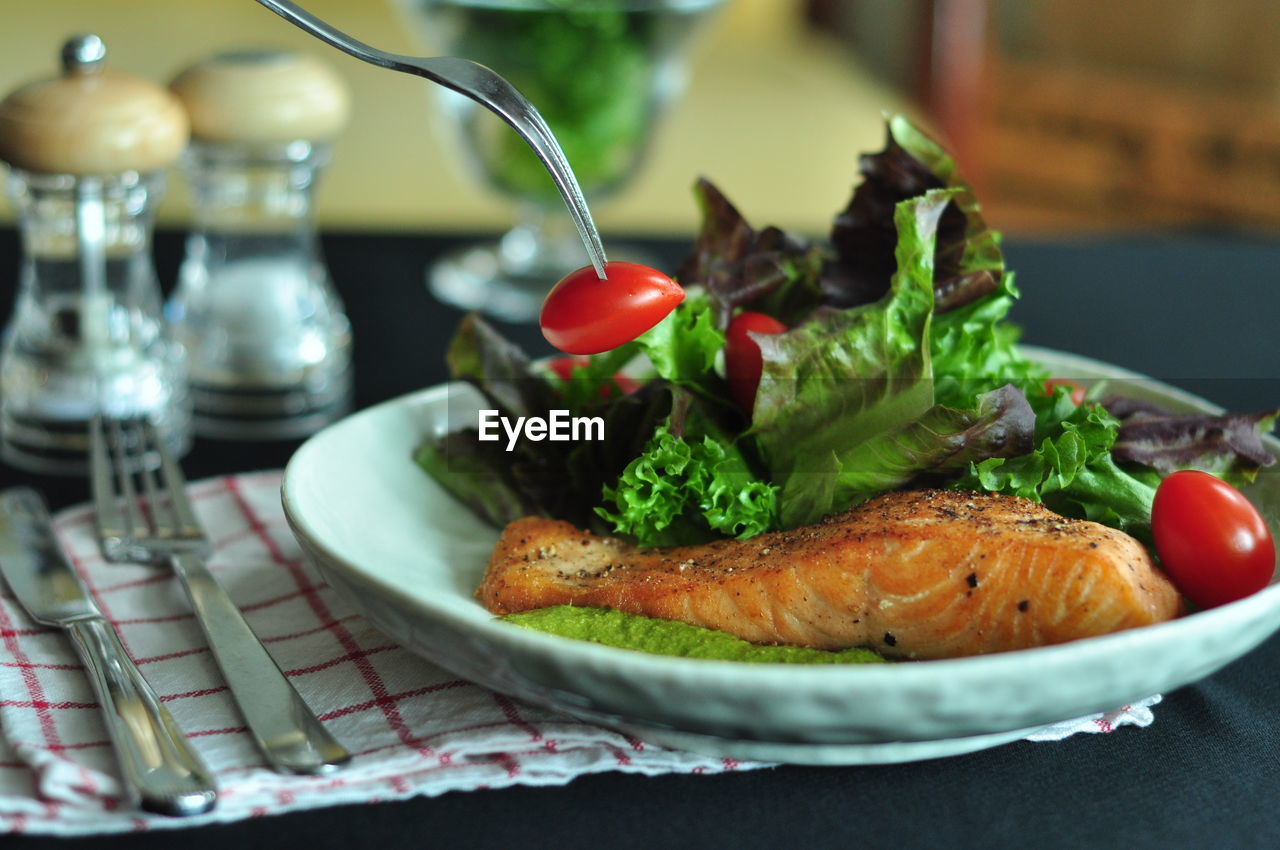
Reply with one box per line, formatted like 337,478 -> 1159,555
167,49 -> 353,440
0,35 -> 191,474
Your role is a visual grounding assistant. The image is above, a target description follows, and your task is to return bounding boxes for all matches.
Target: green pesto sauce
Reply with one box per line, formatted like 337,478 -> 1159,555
502,606 -> 885,664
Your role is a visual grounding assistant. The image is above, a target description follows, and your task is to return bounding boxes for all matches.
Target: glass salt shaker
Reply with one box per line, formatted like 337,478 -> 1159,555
0,35 -> 191,474
167,50 -> 353,440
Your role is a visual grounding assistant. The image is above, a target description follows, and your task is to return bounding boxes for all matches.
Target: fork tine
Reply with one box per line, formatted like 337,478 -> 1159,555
514,104 -> 605,273
444,61 -> 606,278
133,422 -> 176,538
89,416 -> 125,544
146,421 -> 203,540
108,418 -> 149,541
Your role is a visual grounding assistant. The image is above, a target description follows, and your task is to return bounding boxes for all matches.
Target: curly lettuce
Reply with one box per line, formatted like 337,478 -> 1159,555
597,413 -> 779,547
955,393 -> 1161,540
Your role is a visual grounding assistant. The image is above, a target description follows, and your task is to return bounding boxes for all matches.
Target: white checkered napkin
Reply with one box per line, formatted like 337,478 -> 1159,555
0,472 -> 1161,836
0,472 -> 757,835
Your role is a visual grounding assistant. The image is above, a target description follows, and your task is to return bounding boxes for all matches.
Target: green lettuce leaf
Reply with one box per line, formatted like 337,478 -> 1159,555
597,404 -> 779,547
824,115 -> 1042,412
826,114 -> 1002,314
751,191 -> 952,490
446,313 -> 558,418
888,115 -> 1004,296
930,271 -> 1046,411
955,400 -> 1159,540
632,292 -> 725,399
779,384 -> 1035,527
413,433 -> 535,529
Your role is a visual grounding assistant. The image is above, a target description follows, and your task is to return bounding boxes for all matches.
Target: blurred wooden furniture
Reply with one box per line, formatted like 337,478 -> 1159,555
809,0 -> 1280,233
978,0 -> 1280,232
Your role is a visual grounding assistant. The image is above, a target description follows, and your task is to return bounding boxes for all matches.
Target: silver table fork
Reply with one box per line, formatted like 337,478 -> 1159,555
255,0 -> 609,280
90,418 -> 351,775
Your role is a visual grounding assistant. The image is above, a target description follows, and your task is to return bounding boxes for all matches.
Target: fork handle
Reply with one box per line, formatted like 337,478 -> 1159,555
257,0 -> 394,72
169,553 -> 351,774
66,617 -> 218,816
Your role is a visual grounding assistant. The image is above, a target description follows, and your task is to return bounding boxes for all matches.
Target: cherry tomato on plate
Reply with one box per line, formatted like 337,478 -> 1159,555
546,355 -> 640,397
725,311 -> 788,414
1151,469 -> 1275,609
1044,377 -> 1086,406
540,261 -> 684,355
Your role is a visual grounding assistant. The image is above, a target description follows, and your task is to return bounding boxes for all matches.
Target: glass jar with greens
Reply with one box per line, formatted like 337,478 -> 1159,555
396,0 -> 726,320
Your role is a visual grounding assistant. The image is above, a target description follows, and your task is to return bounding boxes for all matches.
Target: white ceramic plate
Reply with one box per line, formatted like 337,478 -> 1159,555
281,347 -> 1280,765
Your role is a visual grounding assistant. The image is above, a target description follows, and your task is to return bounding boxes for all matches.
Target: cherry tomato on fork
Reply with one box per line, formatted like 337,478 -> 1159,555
725,311 -> 789,414
1044,377 -> 1086,406
1151,470 -> 1275,609
540,261 -> 684,355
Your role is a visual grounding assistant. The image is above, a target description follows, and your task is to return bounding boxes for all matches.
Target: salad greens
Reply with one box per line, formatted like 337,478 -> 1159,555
956,394 -> 1163,540
748,189 -> 1037,526
1106,398 -> 1279,479
417,115 -> 1277,547
677,178 -> 826,328
597,413 -> 779,547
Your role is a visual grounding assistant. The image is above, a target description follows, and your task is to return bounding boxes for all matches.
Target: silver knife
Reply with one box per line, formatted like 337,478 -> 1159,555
0,488 -> 217,816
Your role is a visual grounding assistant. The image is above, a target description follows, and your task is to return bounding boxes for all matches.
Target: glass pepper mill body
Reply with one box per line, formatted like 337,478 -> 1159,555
2,171 -> 190,471
0,36 -> 191,473
168,50 -> 353,440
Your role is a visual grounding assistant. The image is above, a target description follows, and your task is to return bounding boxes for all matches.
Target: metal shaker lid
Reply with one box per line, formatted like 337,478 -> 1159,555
0,35 -> 189,175
169,49 -> 350,145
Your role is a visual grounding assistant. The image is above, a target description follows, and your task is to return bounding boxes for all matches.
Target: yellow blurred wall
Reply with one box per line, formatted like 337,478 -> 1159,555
0,0 -> 914,236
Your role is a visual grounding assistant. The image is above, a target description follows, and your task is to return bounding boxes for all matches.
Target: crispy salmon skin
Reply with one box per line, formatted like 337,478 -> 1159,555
479,489 -> 1183,659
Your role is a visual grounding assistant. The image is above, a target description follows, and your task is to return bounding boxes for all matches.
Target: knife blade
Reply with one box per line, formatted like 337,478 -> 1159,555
0,488 -> 218,816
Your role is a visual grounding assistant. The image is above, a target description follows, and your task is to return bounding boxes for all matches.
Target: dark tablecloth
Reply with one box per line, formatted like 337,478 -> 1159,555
2,229 -> 1279,849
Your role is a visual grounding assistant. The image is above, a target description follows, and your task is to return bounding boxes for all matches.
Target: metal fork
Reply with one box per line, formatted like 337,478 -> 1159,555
90,417 -> 351,775
255,0 -> 609,280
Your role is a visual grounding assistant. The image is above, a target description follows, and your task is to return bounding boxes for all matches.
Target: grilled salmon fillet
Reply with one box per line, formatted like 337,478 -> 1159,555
479,489 -> 1183,659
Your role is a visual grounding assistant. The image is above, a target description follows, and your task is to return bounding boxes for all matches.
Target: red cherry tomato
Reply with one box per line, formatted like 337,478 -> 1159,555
725,311 -> 788,413
540,261 -> 684,355
546,355 -> 639,397
1044,377 -> 1086,406
1151,470 -> 1275,609
548,356 -> 586,381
